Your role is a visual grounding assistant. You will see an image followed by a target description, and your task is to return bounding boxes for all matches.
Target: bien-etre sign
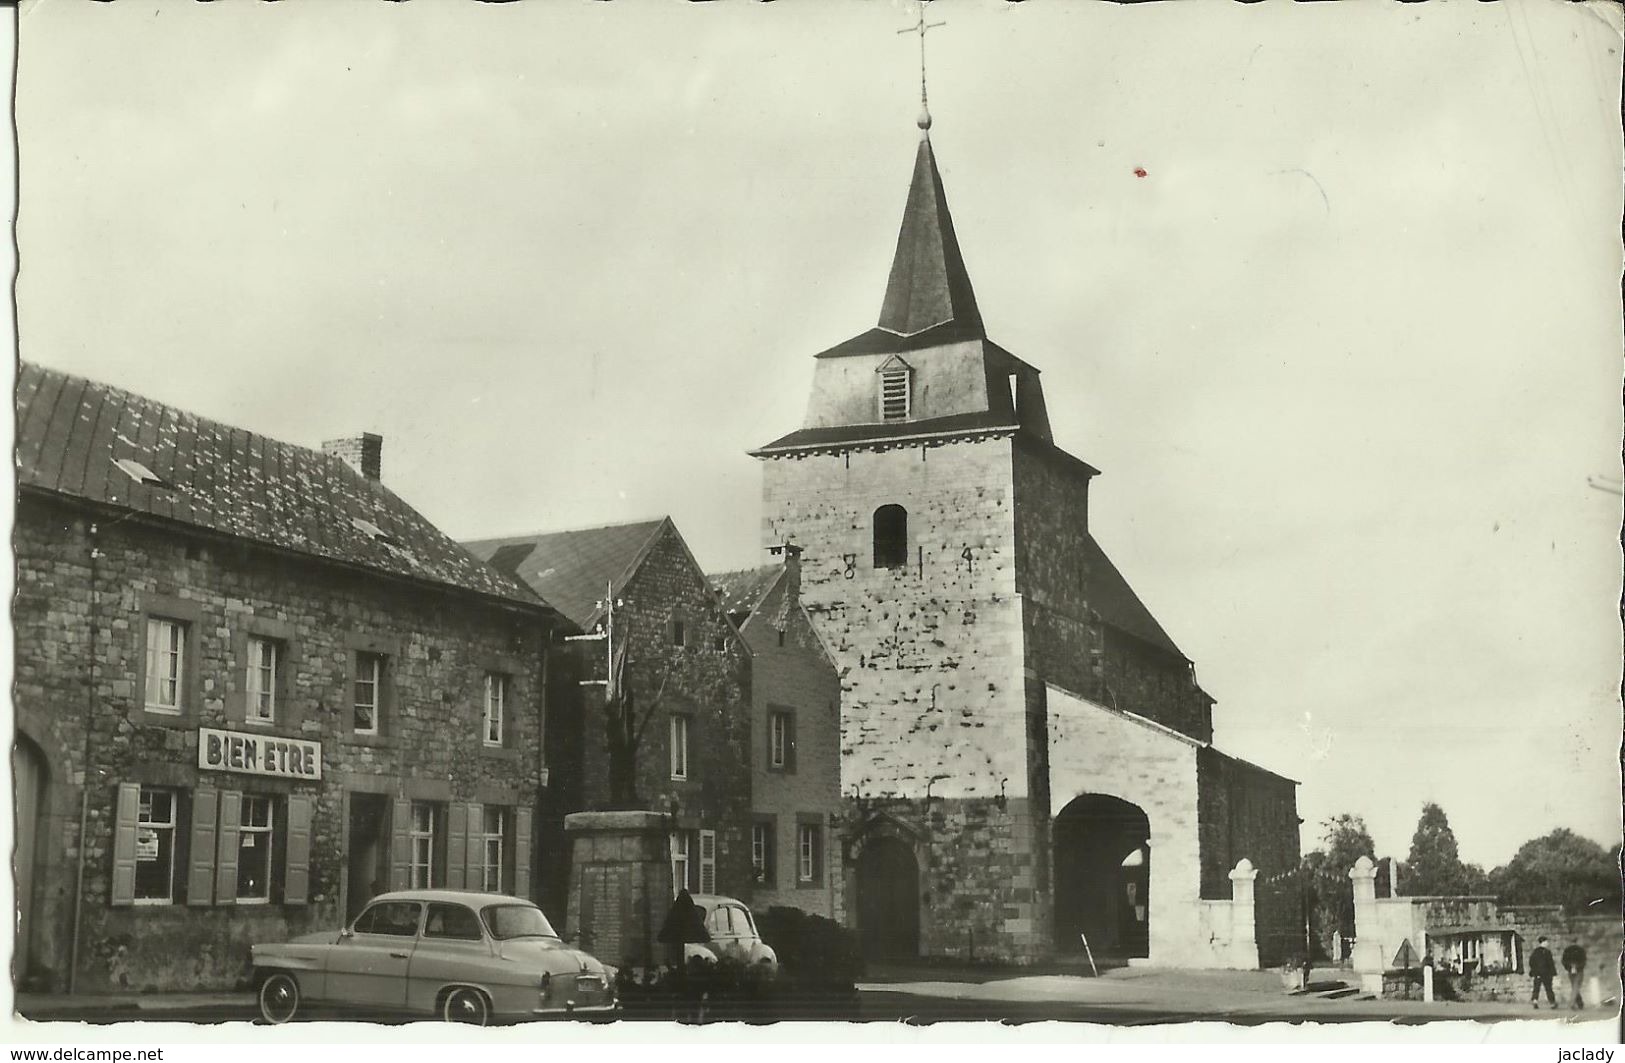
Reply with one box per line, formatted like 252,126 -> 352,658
197,727 -> 322,781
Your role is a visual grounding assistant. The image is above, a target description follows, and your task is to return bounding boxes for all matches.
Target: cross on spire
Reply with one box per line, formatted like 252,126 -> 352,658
897,1 -> 945,133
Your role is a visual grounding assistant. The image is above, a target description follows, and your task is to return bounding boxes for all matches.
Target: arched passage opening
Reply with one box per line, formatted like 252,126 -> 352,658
856,835 -> 920,959
12,734 -> 49,979
1053,793 -> 1150,958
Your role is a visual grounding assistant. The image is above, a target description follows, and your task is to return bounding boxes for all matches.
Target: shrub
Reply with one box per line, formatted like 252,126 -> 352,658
756,906 -> 865,986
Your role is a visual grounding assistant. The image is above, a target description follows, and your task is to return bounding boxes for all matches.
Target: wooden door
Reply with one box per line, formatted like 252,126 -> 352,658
857,837 -> 920,959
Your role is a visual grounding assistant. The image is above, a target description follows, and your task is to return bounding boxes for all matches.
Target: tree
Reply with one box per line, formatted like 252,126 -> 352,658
1488,829 -> 1622,915
1403,803 -> 1475,895
1300,814 -> 1377,961
596,598 -> 673,809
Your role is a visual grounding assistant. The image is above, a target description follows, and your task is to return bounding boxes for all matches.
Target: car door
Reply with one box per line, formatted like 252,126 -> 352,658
325,900 -> 421,1012
406,902 -> 493,1014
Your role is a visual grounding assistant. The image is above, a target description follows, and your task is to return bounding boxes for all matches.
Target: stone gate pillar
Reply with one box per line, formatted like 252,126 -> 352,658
1228,858 -> 1260,969
1348,855 -> 1384,996
564,811 -> 673,972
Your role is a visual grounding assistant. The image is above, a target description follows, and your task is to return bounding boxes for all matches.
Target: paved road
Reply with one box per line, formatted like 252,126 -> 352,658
16,992 -> 1584,1027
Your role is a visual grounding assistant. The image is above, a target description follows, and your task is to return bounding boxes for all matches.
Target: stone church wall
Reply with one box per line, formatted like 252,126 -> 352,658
1196,748 -> 1301,966
761,437 -> 1028,801
1012,440 -> 1213,741
763,436 -> 1047,961
1045,683 -> 1204,966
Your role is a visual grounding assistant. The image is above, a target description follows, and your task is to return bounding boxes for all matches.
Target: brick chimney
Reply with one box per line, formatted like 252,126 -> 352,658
322,433 -> 383,481
775,540 -> 802,607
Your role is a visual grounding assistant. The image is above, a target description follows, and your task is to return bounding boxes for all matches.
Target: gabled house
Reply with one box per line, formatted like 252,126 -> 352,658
13,362 -> 569,992
462,518 -> 754,919
712,546 -> 844,923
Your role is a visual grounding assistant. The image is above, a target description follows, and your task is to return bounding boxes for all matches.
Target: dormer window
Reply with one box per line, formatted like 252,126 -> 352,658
877,356 -> 913,422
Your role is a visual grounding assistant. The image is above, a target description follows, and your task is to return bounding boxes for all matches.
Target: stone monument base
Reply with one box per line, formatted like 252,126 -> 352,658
564,810 -> 674,971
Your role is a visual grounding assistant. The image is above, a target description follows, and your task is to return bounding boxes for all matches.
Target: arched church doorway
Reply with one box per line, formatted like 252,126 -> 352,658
1053,793 -> 1150,959
857,835 -> 920,959
12,734 -> 48,979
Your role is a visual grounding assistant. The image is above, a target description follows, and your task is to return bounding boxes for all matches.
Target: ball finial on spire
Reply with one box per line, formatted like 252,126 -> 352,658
917,107 -> 933,132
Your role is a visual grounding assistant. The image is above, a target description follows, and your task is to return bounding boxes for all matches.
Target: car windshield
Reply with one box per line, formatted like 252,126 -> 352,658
481,904 -> 559,940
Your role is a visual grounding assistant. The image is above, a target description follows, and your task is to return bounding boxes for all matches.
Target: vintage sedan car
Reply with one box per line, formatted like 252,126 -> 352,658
680,894 -> 778,977
251,890 -> 618,1024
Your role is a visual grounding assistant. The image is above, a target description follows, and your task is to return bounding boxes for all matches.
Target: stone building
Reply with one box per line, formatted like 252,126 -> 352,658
13,362 -> 568,993
712,545 -> 844,923
749,117 -> 1300,966
462,518 -> 755,918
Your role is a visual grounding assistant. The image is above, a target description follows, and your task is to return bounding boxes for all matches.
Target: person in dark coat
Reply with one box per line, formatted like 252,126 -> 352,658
1528,936 -> 1557,1008
1561,942 -> 1587,1010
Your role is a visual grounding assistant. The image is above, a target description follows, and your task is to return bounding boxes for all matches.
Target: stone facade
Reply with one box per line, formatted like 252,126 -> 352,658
553,523 -> 755,907
13,492 -> 555,992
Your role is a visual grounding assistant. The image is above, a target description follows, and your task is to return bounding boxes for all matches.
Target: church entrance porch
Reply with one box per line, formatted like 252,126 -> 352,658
856,835 -> 921,960
1053,793 -> 1150,959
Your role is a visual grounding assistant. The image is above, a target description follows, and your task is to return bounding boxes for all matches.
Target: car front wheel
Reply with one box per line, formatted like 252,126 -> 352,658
442,987 -> 489,1025
258,972 -> 300,1024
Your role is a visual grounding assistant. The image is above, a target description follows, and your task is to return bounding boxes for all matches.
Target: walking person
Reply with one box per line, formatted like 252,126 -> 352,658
1561,941 -> 1587,1010
1528,935 -> 1557,1009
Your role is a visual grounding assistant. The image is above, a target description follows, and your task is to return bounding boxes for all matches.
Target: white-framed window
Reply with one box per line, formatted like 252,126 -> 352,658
798,822 -> 821,884
483,673 -> 507,747
237,795 -> 275,903
144,617 -> 185,714
669,714 -> 689,780
354,652 -> 384,735
751,820 -> 775,888
134,787 -> 179,903
409,801 -> 437,889
670,831 -> 692,896
481,806 -> 507,892
879,367 -> 911,421
769,711 -> 792,770
246,637 -> 278,724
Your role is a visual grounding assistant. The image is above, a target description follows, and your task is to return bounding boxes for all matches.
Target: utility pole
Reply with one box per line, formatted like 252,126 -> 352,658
564,580 -> 620,688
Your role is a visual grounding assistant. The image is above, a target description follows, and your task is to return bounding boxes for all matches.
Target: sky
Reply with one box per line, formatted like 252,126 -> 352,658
11,0 -> 1623,870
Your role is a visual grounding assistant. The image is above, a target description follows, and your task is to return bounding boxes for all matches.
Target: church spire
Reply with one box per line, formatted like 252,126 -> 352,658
879,6 -> 981,338
876,124 -> 984,338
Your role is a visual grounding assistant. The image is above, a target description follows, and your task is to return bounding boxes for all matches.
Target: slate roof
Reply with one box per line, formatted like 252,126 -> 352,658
752,411 -> 1024,456
1082,536 -> 1187,661
709,565 -> 782,619
14,362 -> 550,610
461,518 -> 669,630
878,133 -> 983,339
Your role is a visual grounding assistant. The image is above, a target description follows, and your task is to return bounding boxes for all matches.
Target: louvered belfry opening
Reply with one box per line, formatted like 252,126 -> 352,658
880,368 -> 911,421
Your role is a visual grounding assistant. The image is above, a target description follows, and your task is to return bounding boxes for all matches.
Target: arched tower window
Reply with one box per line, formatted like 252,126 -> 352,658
873,504 -> 909,569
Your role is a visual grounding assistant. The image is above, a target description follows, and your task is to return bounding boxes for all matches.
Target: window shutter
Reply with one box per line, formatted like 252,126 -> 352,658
209,790 -> 239,906
513,806 -> 532,900
188,788 -> 220,905
284,794 -> 312,905
111,783 -> 141,907
446,803 -> 469,890
463,802 -> 484,890
787,714 -> 798,774
699,829 -> 717,894
389,798 -> 412,892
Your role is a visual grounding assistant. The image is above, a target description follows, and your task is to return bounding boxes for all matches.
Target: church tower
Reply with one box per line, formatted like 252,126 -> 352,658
753,106 -> 1299,965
